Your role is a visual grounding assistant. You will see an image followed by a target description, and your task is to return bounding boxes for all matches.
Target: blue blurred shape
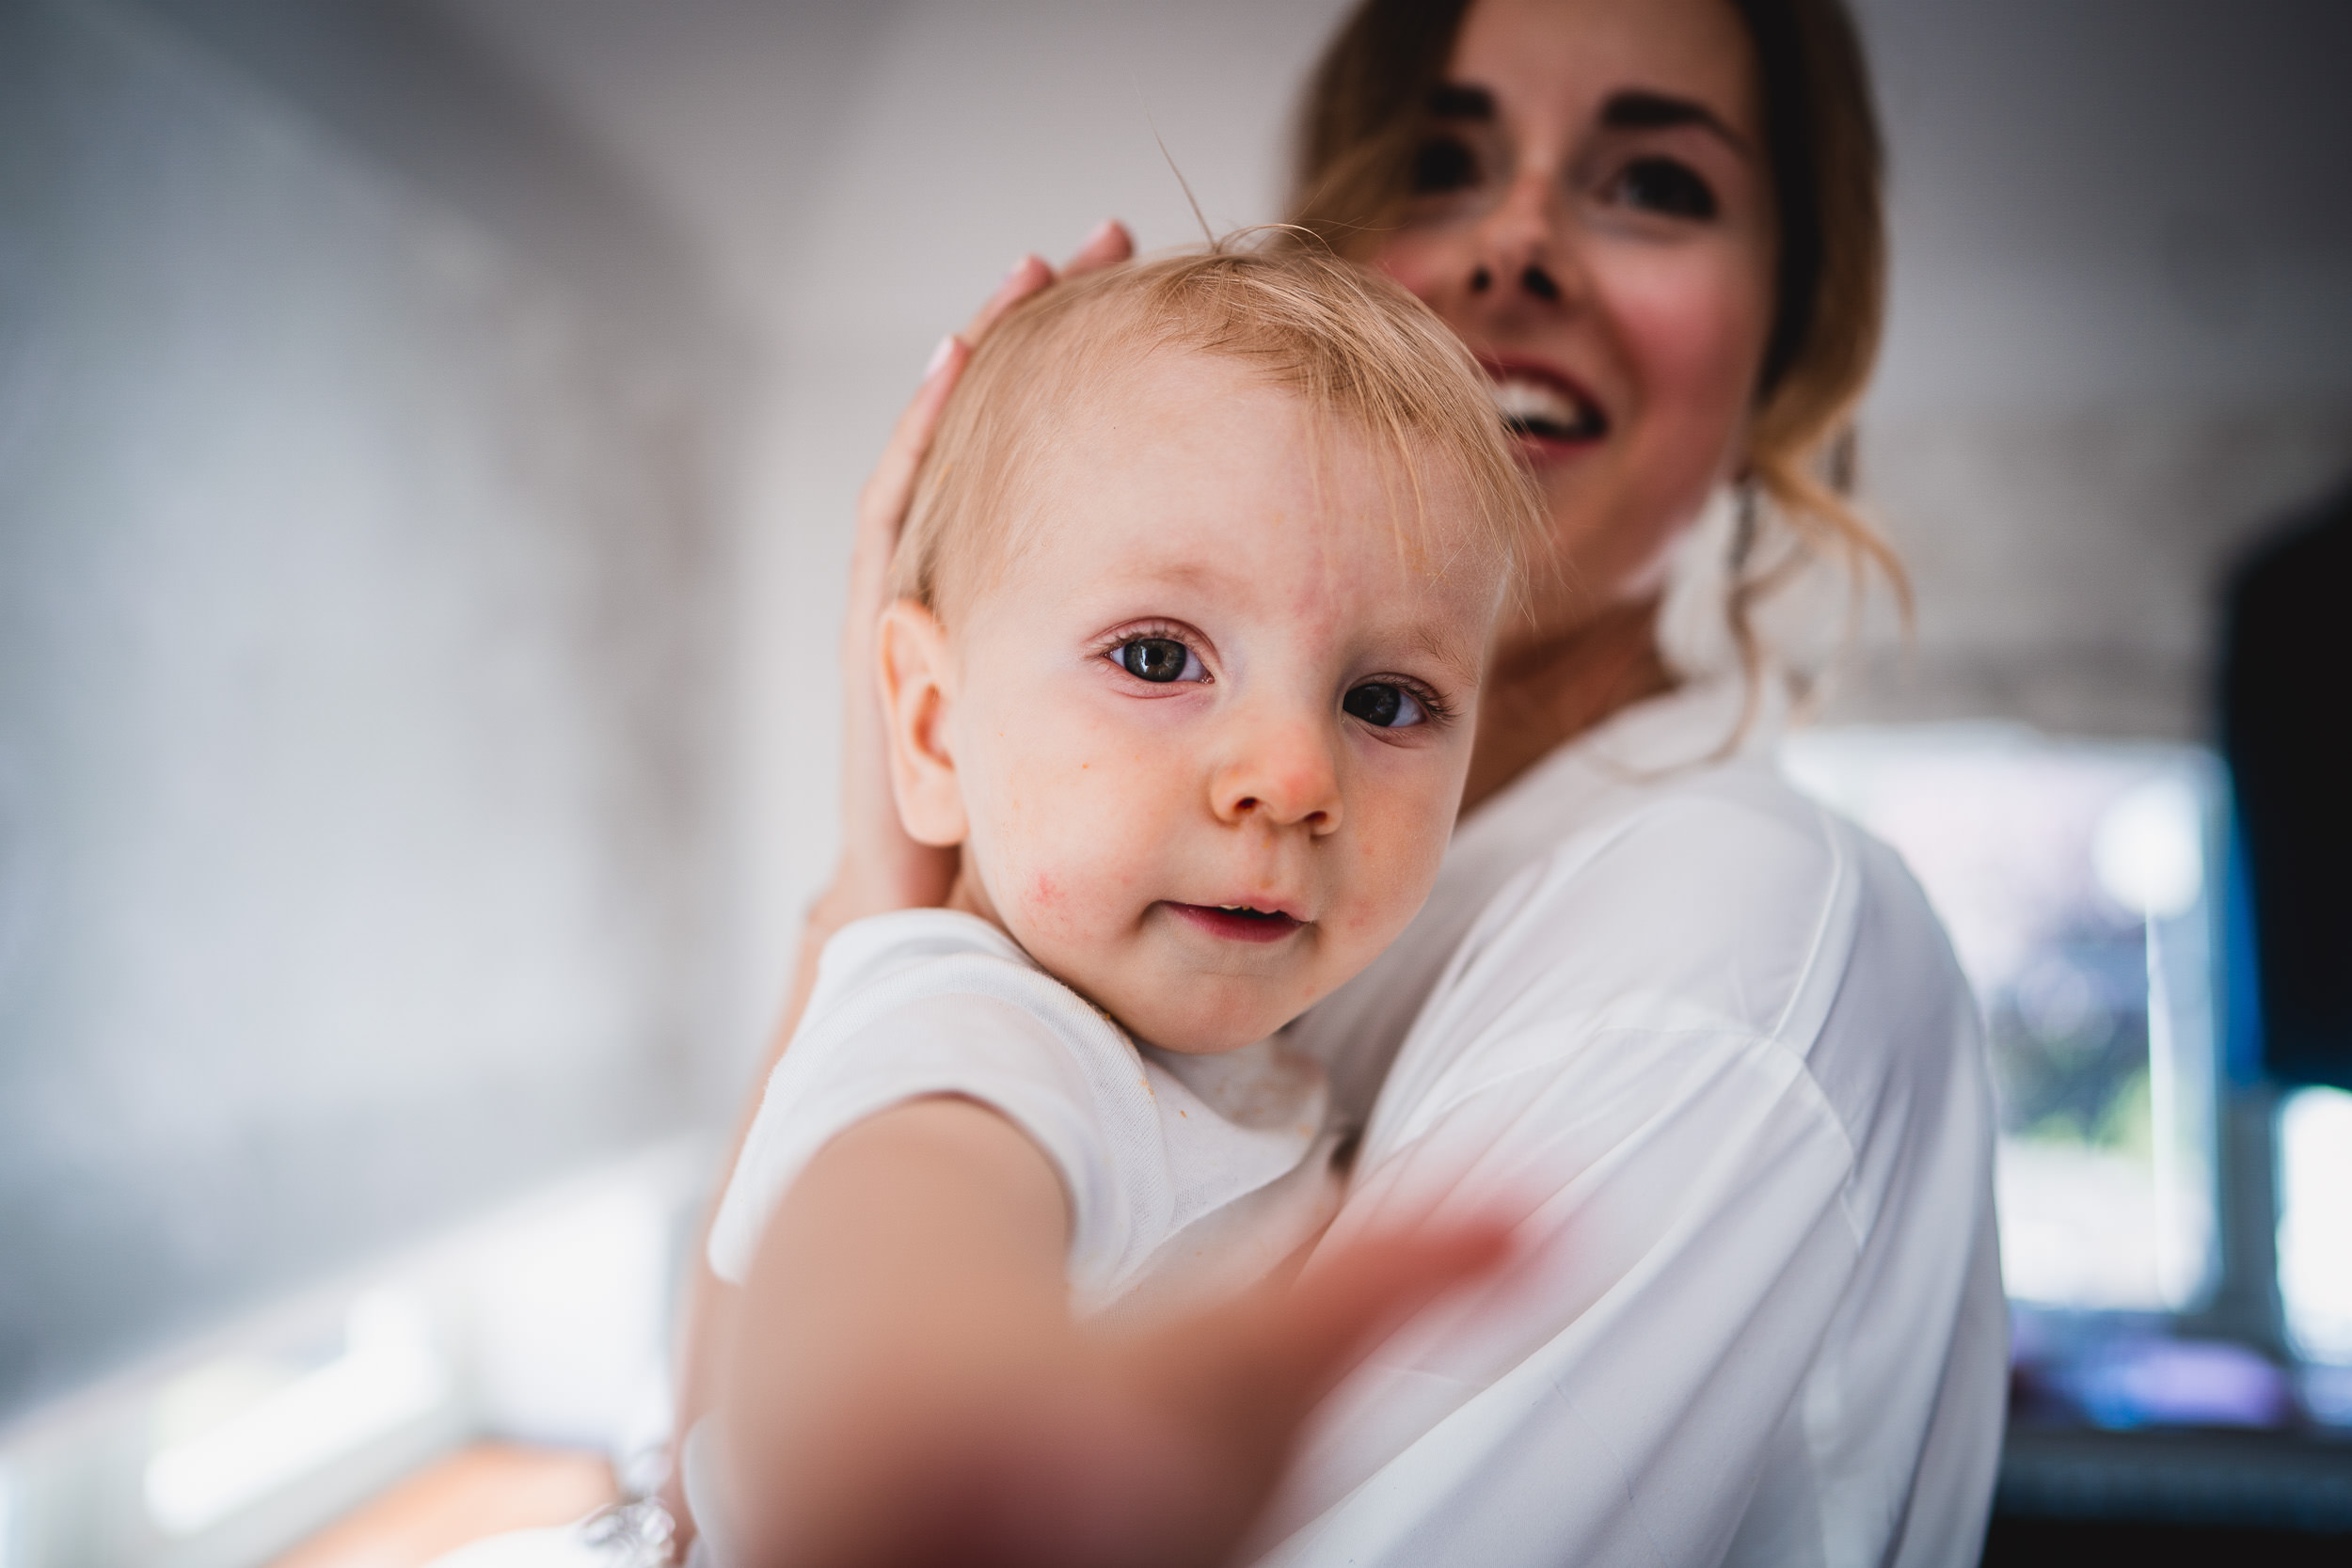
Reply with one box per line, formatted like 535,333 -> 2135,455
2062,1338 -> 2295,1431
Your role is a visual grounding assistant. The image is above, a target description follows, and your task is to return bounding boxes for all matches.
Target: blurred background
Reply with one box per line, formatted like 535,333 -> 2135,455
0,0 -> 2346,1561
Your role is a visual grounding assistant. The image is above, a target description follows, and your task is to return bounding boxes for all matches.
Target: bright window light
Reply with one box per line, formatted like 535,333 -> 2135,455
142,1290 -> 448,1537
1783,725 -> 2221,1311
2280,1085 -> 2352,1365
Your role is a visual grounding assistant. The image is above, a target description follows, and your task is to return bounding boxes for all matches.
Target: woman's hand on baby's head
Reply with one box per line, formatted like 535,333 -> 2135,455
822,221 -> 1136,937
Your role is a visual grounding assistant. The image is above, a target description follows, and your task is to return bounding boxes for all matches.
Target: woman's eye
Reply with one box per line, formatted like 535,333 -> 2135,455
1343,682 -> 1426,729
1613,156 -> 1718,220
1119,637 -> 1199,684
1408,135 -> 1481,195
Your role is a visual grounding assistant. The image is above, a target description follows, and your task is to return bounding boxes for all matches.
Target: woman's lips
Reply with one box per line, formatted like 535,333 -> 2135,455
1481,357 -> 1609,451
1163,902 -> 1306,944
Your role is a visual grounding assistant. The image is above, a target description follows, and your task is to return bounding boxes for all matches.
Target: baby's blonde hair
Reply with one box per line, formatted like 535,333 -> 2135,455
893,242 -> 1541,615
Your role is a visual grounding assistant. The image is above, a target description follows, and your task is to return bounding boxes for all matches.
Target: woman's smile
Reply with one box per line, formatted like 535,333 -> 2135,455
1480,354 -> 1612,457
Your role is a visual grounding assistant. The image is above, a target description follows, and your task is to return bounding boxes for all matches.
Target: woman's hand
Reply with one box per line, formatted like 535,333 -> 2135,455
818,218 -> 1137,937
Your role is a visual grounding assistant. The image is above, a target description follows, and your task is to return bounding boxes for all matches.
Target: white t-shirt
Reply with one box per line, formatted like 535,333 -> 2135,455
707,909 -> 1340,1318
1252,675 -> 2009,1568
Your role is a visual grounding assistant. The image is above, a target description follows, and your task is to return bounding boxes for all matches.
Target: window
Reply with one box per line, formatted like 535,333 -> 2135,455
1783,725 -> 2224,1313
2279,1085 -> 2352,1370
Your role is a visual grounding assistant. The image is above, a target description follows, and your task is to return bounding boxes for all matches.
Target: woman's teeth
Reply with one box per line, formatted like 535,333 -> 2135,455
1493,377 -> 1605,441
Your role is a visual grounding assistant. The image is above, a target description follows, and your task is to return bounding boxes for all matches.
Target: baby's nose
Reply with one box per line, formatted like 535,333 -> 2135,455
1210,716 -> 1343,832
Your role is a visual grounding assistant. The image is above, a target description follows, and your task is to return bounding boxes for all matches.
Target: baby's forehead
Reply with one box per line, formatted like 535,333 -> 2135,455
1016,348 -> 1486,537
973,365 -> 1504,630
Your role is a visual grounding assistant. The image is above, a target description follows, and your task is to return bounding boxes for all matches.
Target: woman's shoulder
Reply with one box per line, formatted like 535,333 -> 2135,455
1360,755 -> 1983,1182
1449,755 -> 1962,1047
1298,705 -> 1974,1127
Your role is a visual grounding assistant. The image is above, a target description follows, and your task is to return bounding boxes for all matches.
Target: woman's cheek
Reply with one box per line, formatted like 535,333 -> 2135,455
1606,248 -> 1766,426
1372,232 -> 1457,311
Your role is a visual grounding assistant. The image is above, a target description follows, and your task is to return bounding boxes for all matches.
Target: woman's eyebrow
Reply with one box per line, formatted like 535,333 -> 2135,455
1426,82 -> 1496,121
1599,89 -> 1746,150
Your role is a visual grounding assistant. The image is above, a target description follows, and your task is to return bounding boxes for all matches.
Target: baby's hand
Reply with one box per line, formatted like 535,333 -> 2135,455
778,1217 -> 1512,1568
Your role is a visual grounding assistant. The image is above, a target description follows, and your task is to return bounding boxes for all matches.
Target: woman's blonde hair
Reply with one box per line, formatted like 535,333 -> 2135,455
893,243 -> 1543,616
1283,0 -> 1908,687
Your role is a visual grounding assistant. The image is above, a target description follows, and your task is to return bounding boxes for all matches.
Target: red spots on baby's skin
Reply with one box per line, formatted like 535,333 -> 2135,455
1032,871 -> 1061,907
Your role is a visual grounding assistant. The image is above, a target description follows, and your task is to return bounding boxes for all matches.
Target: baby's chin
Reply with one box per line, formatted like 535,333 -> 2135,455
1073,963 -> 1323,1054
1111,991 -> 1299,1054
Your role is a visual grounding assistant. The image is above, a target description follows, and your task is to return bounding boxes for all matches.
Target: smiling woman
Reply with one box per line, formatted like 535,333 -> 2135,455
1237,4 -> 2001,1563
1294,0 -> 1897,788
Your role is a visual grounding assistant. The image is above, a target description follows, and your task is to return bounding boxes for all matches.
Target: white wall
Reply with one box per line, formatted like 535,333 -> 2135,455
1845,0 -> 2352,737
0,0 -> 728,1426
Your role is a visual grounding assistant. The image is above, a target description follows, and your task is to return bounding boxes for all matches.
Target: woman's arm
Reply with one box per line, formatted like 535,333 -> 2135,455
664,224 -> 1136,1537
720,1097 -> 1509,1568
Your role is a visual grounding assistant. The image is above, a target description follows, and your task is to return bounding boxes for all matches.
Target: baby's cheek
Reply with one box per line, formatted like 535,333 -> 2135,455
998,777 -> 1152,946
1336,788 -> 1454,936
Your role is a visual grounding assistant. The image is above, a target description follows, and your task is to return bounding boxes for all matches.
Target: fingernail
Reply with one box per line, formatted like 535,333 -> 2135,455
1085,216 -> 1121,246
923,335 -> 955,380
1002,254 -> 1035,286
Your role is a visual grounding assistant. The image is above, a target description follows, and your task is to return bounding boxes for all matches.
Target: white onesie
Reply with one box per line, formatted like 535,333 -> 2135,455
707,909 -> 1342,1318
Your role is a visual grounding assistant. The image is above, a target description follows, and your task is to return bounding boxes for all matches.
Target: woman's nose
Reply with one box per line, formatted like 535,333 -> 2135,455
1210,713 -> 1343,835
1467,172 -> 1581,309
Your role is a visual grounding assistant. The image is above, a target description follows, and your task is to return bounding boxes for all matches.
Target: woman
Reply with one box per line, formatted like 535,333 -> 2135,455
675,0 -> 2004,1561
1246,3 -> 2008,1559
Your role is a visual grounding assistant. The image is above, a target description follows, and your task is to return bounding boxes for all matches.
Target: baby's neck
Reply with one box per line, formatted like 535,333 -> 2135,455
943,858 -> 1002,931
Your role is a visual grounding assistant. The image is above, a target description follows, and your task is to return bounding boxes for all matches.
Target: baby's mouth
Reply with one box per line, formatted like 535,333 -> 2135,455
1486,363 -> 1609,445
1163,902 -> 1306,944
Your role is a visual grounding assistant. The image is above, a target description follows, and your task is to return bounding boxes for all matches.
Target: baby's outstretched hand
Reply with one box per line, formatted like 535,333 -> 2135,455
764,1217 -> 1511,1568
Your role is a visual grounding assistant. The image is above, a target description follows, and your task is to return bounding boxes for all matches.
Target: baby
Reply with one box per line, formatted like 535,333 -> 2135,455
697,245 -> 1536,1565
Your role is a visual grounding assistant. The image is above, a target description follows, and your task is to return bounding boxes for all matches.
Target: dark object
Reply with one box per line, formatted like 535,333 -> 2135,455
1982,1514 -> 2349,1566
2220,480 -> 2352,1090
1994,1427 -> 2352,1537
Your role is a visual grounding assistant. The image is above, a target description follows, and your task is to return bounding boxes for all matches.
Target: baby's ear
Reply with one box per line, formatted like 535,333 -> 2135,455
876,599 -> 969,847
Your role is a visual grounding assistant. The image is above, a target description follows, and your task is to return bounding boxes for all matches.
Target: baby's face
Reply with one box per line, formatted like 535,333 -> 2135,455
886,353 -> 1502,1053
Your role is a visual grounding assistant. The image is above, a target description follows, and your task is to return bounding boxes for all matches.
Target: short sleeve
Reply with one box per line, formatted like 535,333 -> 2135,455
707,910 -> 1335,1318
706,952 -> 1173,1307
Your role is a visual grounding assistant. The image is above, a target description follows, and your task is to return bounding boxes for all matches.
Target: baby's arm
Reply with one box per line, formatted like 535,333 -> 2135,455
723,1097 -> 1069,1566
719,1098 -> 1508,1568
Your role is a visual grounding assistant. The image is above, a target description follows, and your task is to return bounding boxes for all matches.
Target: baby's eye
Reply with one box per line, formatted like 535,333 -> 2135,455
1118,637 -> 1202,684
1343,682 -> 1427,729
1609,156 -> 1718,220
